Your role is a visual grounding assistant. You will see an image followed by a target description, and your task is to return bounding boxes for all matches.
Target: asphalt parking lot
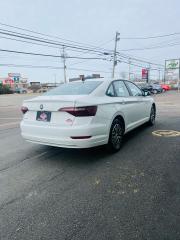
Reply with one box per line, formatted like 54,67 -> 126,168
0,91 -> 180,240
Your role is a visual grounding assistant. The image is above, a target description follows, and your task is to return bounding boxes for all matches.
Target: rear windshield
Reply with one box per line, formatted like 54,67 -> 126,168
45,81 -> 102,95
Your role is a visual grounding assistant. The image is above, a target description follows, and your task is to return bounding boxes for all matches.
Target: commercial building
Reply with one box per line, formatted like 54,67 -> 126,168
0,73 -> 28,90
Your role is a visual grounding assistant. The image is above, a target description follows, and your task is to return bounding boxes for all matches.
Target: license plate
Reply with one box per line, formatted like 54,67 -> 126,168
36,111 -> 51,122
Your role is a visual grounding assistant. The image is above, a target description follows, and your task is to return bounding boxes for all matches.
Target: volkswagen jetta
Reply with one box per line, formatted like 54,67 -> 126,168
20,79 -> 156,152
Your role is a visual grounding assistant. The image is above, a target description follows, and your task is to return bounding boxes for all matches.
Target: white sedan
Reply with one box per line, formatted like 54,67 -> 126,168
20,79 -> 156,152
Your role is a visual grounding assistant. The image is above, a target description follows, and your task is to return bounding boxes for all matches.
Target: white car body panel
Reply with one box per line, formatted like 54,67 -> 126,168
20,79 -> 155,148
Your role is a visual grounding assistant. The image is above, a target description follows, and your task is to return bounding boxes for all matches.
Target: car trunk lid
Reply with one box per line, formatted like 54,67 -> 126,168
22,95 -> 86,126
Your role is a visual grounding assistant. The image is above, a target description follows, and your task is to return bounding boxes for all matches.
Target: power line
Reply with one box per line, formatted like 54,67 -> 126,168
0,29 -> 112,56
121,32 -> 180,40
0,31 -> 164,71
0,48 -> 109,60
119,41 -> 180,51
0,63 -> 112,73
0,21 -> 113,50
71,38 -> 114,65
118,59 -> 164,71
0,25 -> 165,67
117,52 -> 164,67
0,46 -> 162,72
0,35 -> 62,49
0,27 -> 113,55
0,22 -> 165,70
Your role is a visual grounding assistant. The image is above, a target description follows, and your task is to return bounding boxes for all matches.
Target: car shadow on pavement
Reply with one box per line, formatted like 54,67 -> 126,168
123,123 -> 154,144
43,144 -> 110,166
39,123 -> 154,167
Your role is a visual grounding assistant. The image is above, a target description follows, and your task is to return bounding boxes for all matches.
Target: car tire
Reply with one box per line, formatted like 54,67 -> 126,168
148,105 -> 156,126
107,118 -> 124,153
153,89 -> 158,94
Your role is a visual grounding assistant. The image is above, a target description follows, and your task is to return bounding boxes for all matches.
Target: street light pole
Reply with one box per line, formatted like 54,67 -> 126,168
112,32 -> 120,79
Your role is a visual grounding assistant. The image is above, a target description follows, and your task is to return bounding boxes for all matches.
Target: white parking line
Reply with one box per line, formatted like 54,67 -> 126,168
0,121 -> 20,127
0,118 -> 21,120
0,106 -> 19,109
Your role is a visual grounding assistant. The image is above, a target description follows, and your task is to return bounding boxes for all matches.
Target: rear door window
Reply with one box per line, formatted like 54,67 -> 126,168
125,81 -> 142,96
113,81 -> 130,97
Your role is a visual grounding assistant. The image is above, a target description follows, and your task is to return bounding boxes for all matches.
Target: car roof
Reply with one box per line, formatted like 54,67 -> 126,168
69,78 -> 128,84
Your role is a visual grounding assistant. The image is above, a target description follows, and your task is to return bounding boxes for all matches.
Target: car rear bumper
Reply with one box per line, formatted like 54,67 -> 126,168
20,121 -> 108,148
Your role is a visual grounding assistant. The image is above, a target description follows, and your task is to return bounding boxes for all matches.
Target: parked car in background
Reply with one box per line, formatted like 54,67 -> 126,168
20,79 -> 156,152
151,84 -> 163,94
14,88 -> 27,94
136,83 -> 153,95
161,84 -> 171,91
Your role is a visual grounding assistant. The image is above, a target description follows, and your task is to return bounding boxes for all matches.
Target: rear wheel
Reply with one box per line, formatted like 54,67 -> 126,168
148,105 -> 156,126
107,118 -> 124,153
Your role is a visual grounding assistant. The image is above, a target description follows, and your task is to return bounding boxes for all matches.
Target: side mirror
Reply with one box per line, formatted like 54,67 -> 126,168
142,90 -> 150,96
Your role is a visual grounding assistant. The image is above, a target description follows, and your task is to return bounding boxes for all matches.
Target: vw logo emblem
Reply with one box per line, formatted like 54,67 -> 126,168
40,104 -> 43,110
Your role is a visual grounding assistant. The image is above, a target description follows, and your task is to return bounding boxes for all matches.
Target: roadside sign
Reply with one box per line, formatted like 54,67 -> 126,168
165,59 -> 179,69
142,68 -> 149,80
8,73 -> 21,77
165,59 -> 180,92
3,78 -> 14,86
13,77 -> 20,83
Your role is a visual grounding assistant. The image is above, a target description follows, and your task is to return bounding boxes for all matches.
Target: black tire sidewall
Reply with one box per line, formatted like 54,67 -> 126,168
153,90 -> 158,94
107,118 -> 124,152
148,105 -> 156,126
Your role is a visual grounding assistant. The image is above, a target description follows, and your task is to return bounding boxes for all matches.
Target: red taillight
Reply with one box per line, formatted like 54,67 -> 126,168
21,106 -> 28,114
59,106 -> 97,117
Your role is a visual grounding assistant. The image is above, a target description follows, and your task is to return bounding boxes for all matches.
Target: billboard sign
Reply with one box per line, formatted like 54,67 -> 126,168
8,73 -> 21,77
142,68 -> 149,80
165,59 -> 179,69
165,59 -> 180,91
3,78 -> 14,86
8,73 -> 21,83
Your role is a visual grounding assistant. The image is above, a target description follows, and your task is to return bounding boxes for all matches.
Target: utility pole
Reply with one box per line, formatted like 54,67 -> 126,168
54,73 -> 57,86
128,58 -> 131,80
112,32 -> 120,79
62,46 -> 67,83
164,61 -> 166,83
158,69 -> 161,82
178,59 -> 180,92
147,64 -> 151,83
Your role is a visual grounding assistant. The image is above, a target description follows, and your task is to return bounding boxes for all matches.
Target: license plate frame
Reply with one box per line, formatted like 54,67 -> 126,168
36,111 -> 51,122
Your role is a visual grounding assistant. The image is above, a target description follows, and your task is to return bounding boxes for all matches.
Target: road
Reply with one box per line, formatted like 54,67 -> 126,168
0,92 -> 180,240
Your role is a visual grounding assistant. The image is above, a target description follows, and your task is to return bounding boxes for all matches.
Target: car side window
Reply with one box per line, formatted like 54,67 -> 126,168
125,81 -> 142,96
106,84 -> 115,97
113,81 -> 129,97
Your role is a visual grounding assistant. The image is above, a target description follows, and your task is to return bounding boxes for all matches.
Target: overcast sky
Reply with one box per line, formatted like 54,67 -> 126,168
0,0 -> 180,82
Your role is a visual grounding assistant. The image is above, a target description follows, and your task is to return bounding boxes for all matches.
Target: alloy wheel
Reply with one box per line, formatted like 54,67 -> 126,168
111,123 -> 123,150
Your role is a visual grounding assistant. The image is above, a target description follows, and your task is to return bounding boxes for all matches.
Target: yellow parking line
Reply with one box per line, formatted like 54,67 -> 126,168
152,130 -> 180,137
